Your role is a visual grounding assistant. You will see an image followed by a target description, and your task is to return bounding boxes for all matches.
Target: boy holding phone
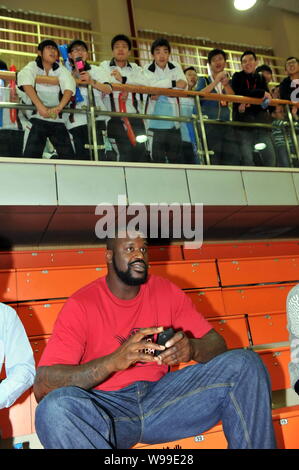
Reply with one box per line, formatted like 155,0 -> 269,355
66,39 -> 112,160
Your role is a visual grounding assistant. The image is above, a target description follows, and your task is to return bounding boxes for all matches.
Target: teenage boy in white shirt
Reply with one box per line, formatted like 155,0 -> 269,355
99,34 -> 149,162
143,38 -> 187,164
17,39 -> 76,159
66,39 -> 112,161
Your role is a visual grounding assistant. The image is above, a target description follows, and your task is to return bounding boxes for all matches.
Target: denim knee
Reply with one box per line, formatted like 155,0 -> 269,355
221,348 -> 269,380
35,386 -> 82,431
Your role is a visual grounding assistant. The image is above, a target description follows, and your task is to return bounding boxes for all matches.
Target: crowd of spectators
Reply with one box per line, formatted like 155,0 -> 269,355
0,34 -> 299,166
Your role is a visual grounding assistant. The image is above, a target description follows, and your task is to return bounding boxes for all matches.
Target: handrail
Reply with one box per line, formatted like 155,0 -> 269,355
0,71 -> 298,108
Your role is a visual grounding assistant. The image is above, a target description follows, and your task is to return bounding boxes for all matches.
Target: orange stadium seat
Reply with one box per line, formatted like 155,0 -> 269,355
222,283 -> 296,315
16,300 -> 65,336
0,269 -> 17,303
256,346 -> 291,391
247,311 -> 288,345
149,260 -> 219,289
185,288 -> 226,318
273,406 -> 299,449
133,422 -> 227,449
148,245 -> 183,261
1,248 -> 107,269
217,255 -> 299,286
208,314 -> 250,349
182,241 -> 299,261
16,265 -> 107,301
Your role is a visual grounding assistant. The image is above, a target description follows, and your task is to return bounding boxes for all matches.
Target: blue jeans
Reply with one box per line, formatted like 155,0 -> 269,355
35,349 -> 276,449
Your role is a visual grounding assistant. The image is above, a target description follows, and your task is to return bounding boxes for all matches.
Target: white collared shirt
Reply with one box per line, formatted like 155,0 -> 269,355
98,59 -> 149,114
65,64 -> 110,130
17,59 -> 76,123
143,60 -> 187,129
0,303 -> 35,409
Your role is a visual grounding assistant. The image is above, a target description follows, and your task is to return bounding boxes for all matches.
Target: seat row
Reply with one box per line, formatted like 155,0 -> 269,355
1,241 -> 299,447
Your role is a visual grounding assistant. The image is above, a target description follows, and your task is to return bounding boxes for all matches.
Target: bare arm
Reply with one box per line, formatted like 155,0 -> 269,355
22,85 -> 50,118
34,326 -> 165,403
156,329 -> 227,366
77,71 -> 112,94
48,89 -> 73,116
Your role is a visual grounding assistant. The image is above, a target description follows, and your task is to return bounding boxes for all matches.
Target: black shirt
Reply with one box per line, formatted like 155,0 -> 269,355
279,76 -> 299,116
232,70 -> 271,122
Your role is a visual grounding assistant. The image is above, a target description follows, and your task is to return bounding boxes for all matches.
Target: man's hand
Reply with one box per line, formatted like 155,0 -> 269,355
109,327 -> 166,371
214,71 -> 227,84
47,106 -> 63,119
238,103 -> 250,113
264,91 -> 272,100
79,71 -> 92,84
111,69 -> 123,83
175,79 -> 187,89
291,103 -> 299,119
155,331 -> 192,366
37,104 -> 51,118
220,75 -> 230,87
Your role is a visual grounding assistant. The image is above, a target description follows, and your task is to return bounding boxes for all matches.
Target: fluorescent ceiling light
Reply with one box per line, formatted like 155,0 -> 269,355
234,0 -> 257,11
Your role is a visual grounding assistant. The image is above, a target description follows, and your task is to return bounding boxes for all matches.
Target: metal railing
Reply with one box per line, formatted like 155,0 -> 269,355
0,71 -> 298,164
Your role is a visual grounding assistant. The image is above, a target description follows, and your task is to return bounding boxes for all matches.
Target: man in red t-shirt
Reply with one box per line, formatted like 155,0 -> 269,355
34,231 -> 276,449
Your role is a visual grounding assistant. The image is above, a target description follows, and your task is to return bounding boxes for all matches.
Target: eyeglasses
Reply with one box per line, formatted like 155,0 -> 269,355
71,47 -> 86,53
286,60 -> 298,66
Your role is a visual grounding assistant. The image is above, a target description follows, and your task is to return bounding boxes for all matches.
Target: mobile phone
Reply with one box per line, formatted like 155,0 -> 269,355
154,328 -> 175,356
75,57 -> 85,72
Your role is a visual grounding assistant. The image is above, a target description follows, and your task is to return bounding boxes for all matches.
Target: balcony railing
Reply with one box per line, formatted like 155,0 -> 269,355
0,70 -> 298,167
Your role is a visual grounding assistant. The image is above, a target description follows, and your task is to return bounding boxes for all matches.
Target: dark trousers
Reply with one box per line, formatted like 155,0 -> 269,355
70,122 -> 106,161
150,128 -> 183,164
0,129 -> 24,157
107,117 -> 149,163
181,141 -> 198,164
23,119 -> 75,159
236,127 -> 276,167
205,123 -> 240,165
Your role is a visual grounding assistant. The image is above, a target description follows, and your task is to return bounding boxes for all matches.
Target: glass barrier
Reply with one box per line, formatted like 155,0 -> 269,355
0,77 -> 299,167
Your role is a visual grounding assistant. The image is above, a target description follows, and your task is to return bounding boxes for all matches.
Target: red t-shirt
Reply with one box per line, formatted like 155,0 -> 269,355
39,275 -> 212,391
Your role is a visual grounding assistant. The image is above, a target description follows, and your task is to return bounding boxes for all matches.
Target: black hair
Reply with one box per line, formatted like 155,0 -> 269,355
0,59 -> 8,70
240,50 -> 257,62
111,34 -> 132,51
67,39 -> 88,54
256,64 -> 272,74
151,38 -> 171,55
208,49 -> 227,64
183,66 -> 197,74
285,56 -> 299,65
37,39 -> 59,53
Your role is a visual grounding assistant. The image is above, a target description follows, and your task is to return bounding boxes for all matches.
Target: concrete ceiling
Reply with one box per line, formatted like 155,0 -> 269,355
267,0 -> 299,15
